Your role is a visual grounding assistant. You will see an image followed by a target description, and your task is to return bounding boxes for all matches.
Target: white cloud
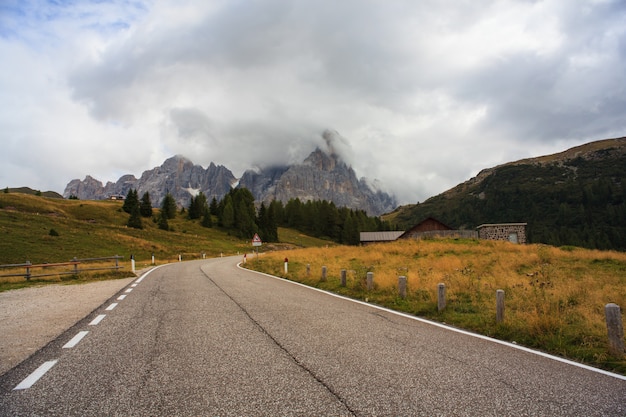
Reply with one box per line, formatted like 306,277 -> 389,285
1,0 -> 625,205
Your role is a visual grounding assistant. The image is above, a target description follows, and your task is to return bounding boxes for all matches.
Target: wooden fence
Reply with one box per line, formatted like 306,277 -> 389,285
0,256 -> 124,280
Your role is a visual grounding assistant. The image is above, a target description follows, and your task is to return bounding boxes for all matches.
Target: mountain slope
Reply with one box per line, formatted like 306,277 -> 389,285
386,137 -> 626,250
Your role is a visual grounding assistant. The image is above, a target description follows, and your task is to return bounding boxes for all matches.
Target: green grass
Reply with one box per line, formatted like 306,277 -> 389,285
0,193 -> 255,266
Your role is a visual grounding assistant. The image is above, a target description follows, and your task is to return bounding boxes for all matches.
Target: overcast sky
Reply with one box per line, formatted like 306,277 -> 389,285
1,0 -> 625,205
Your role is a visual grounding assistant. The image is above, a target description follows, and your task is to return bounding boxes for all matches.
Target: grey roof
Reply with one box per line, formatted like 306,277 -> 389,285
360,231 -> 405,242
476,223 -> 527,229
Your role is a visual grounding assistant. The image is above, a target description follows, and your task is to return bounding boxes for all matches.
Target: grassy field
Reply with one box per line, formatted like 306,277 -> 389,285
0,193 -> 267,289
243,238 -> 626,375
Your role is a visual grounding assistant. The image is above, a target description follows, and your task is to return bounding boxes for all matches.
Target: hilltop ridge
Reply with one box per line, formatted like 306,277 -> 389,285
386,136 -> 626,250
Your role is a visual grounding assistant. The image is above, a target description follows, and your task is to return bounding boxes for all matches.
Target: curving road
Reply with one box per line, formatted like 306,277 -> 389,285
0,256 -> 624,416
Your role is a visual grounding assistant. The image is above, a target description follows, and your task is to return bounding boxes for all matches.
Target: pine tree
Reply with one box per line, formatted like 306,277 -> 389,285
140,192 -> 153,217
158,214 -> 169,231
127,204 -> 143,229
161,193 -> 177,219
123,189 -> 139,214
188,192 -> 208,220
220,195 -> 235,228
201,207 -> 213,228
209,197 -> 219,216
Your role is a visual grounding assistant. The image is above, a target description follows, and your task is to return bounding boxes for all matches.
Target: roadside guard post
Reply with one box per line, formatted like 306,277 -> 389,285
284,257 -> 288,274
252,233 -> 262,258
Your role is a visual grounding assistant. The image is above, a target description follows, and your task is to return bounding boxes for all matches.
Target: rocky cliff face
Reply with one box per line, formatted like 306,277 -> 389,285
64,149 -> 397,215
239,148 -> 396,215
64,156 -> 237,208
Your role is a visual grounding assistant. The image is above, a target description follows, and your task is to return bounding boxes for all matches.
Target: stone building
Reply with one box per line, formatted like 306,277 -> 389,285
476,223 -> 527,244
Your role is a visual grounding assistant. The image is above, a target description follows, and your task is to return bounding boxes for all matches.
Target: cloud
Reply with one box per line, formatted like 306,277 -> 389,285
1,0 -> 625,205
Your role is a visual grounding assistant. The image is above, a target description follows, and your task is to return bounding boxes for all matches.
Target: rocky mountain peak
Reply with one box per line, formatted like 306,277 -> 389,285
64,147 -> 397,216
303,147 -> 341,171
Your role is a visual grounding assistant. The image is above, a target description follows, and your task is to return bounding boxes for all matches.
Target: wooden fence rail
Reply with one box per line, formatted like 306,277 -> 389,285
0,255 -> 124,280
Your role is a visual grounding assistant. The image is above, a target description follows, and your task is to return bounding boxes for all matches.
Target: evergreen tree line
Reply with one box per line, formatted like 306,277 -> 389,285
123,187 -> 391,245
397,158 -> 626,251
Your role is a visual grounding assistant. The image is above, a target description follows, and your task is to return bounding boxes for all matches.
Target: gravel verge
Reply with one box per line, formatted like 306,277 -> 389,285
0,277 -> 136,375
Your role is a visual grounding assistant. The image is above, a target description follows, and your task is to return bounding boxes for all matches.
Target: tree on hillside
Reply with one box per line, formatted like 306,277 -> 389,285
188,192 -> 208,220
209,197 -> 219,216
201,207 -> 213,228
161,193 -> 177,220
219,195 -> 235,228
123,189 -> 139,214
158,213 -> 169,231
257,202 -> 278,242
127,204 -> 143,229
140,192 -> 153,217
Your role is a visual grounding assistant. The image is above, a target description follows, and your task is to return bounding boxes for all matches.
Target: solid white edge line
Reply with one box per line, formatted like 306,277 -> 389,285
13,360 -> 58,390
89,314 -> 106,325
105,303 -> 118,311
62,331 -> 89,349
237,262 -> 626,381
134,264 -> 165,284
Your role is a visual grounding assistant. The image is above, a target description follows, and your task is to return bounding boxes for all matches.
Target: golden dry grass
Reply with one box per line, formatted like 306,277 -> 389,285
246,238 -> 626,374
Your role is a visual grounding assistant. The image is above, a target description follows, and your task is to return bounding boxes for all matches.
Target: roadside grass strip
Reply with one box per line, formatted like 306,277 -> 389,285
62,331 -> 89,349
13,360 -> 58,390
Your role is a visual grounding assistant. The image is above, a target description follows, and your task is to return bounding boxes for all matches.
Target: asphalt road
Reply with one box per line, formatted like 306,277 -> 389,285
0,256 -> 624,416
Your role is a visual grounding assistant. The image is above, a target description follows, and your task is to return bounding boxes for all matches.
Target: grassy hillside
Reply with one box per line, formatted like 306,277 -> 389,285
0,193 -> 332,267
0,193 -> 335,292
244,238 -> 626,375
386,137 -> 626,251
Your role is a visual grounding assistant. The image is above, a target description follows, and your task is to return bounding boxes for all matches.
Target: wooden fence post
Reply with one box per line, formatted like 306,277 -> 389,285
306,264 -> 310,277
398,276 -> 407,299
321,266 -> 327,282
496,289 -> 505,323
366,272 -> 374,291
605,303 -> 625,357
341,269 -> 347,287
438,283 -> 446,311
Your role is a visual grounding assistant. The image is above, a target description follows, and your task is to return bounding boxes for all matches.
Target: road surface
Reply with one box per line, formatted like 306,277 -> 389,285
0,256 -> 624,416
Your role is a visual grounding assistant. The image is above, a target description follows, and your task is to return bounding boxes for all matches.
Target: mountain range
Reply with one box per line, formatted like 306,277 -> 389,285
63,148 -> 397,216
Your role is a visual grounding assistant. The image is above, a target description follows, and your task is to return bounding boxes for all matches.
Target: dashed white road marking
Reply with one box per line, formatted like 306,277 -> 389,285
63,331 -> 89,349
13,360 -> 58,390
117,294 -> 127,300
131,283 -> 137,287
89,314 -> 106,325
125,288 -> 133,293
105,303 -> 118,311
